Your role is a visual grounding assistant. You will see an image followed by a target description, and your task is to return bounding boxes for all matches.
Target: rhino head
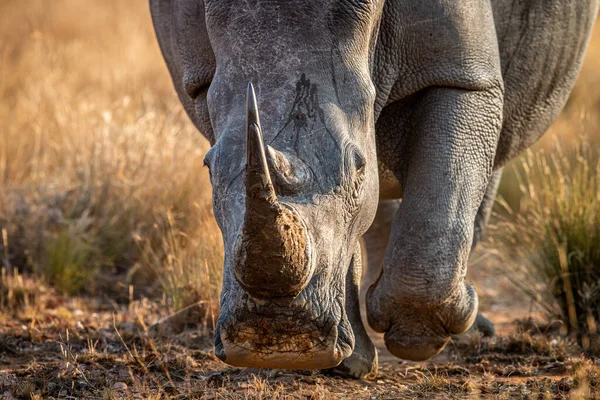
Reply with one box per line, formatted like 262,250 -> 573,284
151,0 -> 383,368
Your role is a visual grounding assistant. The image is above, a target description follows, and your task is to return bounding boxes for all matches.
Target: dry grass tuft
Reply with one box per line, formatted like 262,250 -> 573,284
406,372 -> 475,398
134,208 -> 222,332
0,268 -> 46,312
490,138 -> 600,352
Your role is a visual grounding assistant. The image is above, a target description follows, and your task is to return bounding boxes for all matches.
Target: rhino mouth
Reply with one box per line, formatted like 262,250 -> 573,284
214,277 -> 354,369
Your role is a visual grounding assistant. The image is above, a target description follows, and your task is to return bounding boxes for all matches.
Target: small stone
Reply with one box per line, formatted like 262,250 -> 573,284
111,382 -> 128,391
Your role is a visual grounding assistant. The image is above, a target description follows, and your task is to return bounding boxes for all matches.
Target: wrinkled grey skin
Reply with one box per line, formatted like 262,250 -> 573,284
151,0 -> 599,378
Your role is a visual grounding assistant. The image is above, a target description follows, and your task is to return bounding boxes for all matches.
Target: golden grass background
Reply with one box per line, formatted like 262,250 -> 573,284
0,0 -> 598,308
1,0 -> 222,316
0,2 -> 600,398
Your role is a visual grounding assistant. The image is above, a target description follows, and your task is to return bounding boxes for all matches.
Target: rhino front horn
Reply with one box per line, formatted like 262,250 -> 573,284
245,82 -> 276,202
234,82 -> 312,299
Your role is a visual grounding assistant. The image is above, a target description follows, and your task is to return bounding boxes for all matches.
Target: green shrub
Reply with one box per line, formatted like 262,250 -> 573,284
43,228 -> 98,295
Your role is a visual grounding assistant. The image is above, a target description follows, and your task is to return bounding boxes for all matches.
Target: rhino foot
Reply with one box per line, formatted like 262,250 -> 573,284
455,312 -> 495,338
473,312 -> 495,337
326,345 -> 378,379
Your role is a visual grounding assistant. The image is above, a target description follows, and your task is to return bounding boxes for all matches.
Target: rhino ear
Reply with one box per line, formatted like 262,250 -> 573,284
149,0 -> 193,121
149,0 -> 181,83
149,0 -> 216,143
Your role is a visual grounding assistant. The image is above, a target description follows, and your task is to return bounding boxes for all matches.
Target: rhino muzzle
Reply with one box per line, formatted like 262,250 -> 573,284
233,83 -> 313,300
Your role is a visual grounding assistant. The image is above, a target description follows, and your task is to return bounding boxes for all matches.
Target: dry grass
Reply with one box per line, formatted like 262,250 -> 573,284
1,287 -> 597,399
0,268 -> 47,312
0,0 -> 222,313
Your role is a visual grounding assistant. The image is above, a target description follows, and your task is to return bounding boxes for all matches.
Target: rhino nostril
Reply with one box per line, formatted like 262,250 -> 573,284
214,325 -> 226,361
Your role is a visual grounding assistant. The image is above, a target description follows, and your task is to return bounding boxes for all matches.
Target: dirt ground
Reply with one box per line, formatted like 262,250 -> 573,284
1,259 -> 599,400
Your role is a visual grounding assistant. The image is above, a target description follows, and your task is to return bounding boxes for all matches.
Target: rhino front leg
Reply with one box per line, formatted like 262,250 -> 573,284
366,193 -> 501,339
327,242 -> 377,379
367,85 -> 503,361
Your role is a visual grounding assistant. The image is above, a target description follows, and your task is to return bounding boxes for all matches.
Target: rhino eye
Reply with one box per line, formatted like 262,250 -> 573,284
353,149 -> 366,174
343,143 -> 366,179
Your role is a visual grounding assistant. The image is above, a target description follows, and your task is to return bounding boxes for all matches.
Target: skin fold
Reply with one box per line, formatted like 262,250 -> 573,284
150,0 -> 599,378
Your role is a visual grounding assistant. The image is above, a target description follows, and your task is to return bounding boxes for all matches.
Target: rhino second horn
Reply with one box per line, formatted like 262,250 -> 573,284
266,146 -> 311,195
234,82 -> 312,300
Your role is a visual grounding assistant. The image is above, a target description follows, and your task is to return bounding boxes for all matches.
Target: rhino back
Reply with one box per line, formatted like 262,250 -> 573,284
492,0 -> 599,166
